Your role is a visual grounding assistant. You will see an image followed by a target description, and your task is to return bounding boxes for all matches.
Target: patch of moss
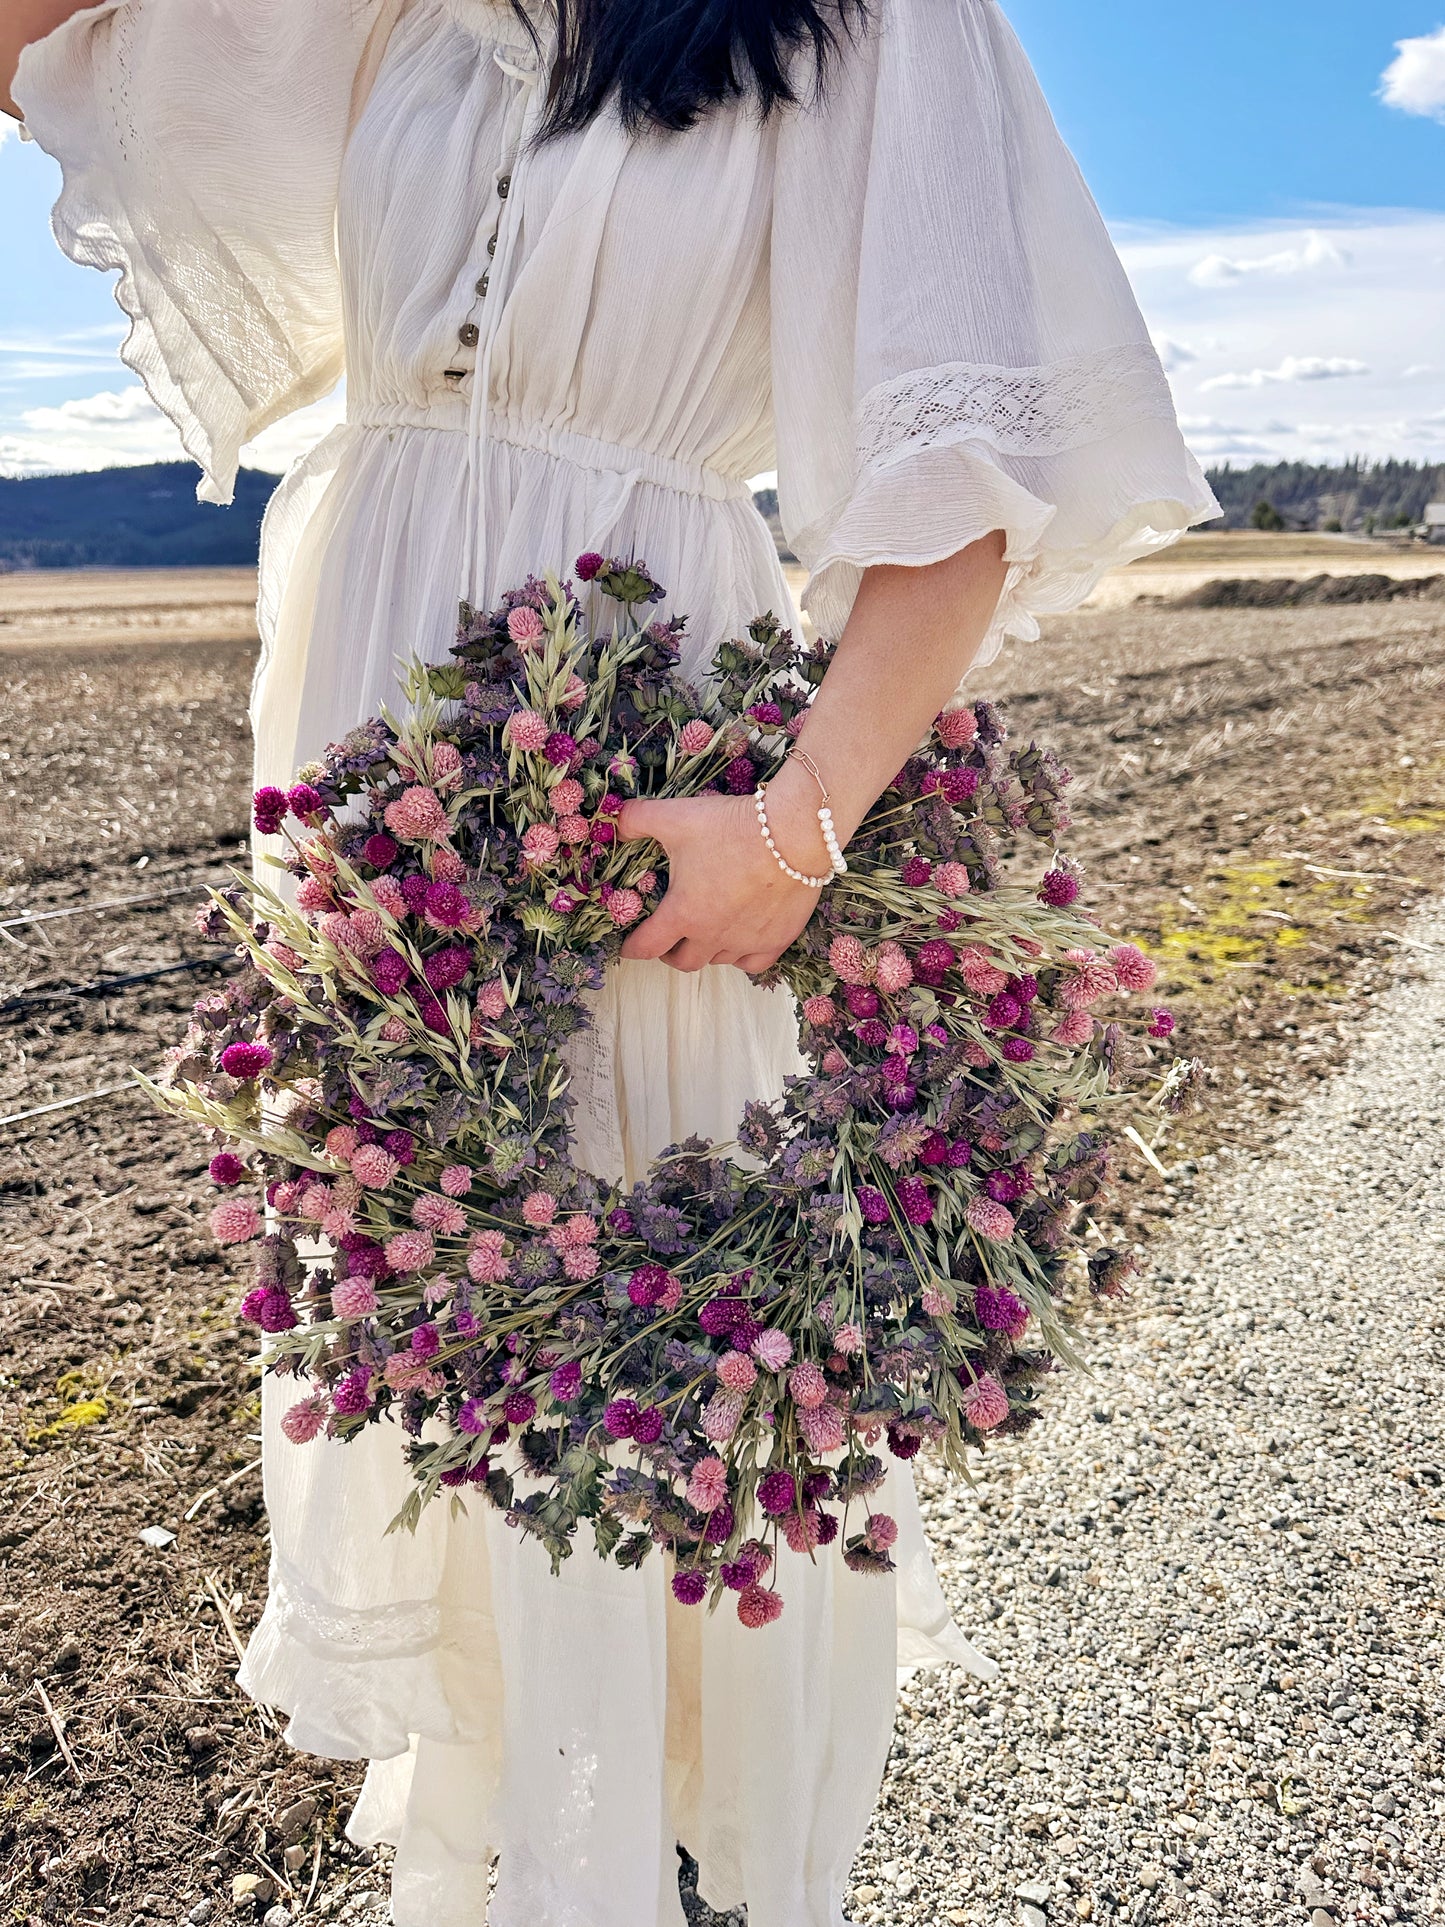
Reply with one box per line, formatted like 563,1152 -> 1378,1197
26,1366 -> 115,1447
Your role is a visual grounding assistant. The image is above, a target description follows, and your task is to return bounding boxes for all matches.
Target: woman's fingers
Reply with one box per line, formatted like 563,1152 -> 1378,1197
619,898 -> 687,961
736,950 -> 782,976
615,796 -> 679,846
661,938 -> 715,974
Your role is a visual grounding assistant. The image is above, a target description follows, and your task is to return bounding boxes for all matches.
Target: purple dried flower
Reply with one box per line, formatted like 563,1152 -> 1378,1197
219,1040 -> 273,1079
672,1569 -> 708,1605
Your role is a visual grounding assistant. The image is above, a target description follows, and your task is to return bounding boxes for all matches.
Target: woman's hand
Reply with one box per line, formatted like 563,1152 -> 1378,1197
616,769 -> 828,974
618,531 -> 1012,976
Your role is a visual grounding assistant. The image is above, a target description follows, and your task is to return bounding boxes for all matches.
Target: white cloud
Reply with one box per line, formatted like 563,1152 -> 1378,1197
1381,26 -> 1445,122
1119,211 -> 1445,465
1188,229 -> 1350,289
1153,334 -> 1200,374
1201,356 -> 1371,392
0,381 -> 344,480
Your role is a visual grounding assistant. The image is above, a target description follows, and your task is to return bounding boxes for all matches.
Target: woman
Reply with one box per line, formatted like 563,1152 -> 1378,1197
5,3 -> 1215,1921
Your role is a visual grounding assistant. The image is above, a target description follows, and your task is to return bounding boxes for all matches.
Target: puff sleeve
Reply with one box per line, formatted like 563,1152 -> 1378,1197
771,0 -> 1218,664
15,0 -> 386,504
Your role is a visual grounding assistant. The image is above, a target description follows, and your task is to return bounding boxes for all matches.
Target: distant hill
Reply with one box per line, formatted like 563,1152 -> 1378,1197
1204,459 -> 1445,535
0,462 -> 280,570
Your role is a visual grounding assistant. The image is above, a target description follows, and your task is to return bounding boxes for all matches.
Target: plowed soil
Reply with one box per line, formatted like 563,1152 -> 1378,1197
3,580 -> 1444,1925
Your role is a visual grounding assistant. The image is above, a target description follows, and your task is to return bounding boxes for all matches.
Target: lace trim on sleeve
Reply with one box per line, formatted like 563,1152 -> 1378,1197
854,341 -> 1178,479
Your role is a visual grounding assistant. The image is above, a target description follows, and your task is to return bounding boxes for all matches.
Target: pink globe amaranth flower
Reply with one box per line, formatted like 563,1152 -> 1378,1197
857,1186 -> 891,1226
466,1229 -> 511,1283
896,1175 -> 934,1226
507,605 -> 546,646
440,1164 -> 472,1198
799,1402 -> 847,1453
820,1046 -> 848,1075
875,942 -> 913,993
920,1285 -> 951,1318
298,1182 -> 333,1222
263,938 -> 304,971
209,1151 -> 245,1187
677,718 -> 715,756
935,861 -> 971,899
788,1360 -> 829,1410
373,1014 -> 406,1044
429,741 -> 463,789
1050,1009 -> 1094,1047
412,1193 -> 466,1236
384,784 -> 450,843
430,846 -> 466,886
350,1144 -> 399,1190
562,1245 -> 600,1281
1148,1006 -> 1176,1039
549,1360 -> 582,1403
965,1194 -> 1016,1241
866,1512 -> 900,1553
672,1569 -> 708,1607
332,1369 -> 375,1417
558,671 -> 587,711
549,776 -> 585,817
603,1397 -> 639,1440
686,1457 -> 729,1512
557,1212 -> 598,1248
280,1398 -> 328,1445
964,1373 -> 1010,1431
556,812 -> 590,845
474,978 -> 508,1021
702,1390 -> 744,1443
1111,942 -> 1158,992
802,994 -> 837,1030
370,873 -> 407,917
751,1328 -> 793,1372
574,549 -> 605,581
505,708 -> 550,752
385,1229 -> 435,1274
717,1351 -> 757,1393
544,730 -> 578,767
522,822 -> 560,862
294,874 -> 333,913
522,1190 -> 558,1228
783,1508 -> 823,1555
253,784 -> 288,834
210,1198 -> 262,1244
634,869 -> 658,897
332,1275 -> 379,1319
607,888 -> 644,928
959,947 -> 1009,998
936,705 -> 979,750
737,1583 -> 784,1629
829,934 -> 871,986
1060,955 -> 1117,1010
219,1040 -> 273,1080
1039,867 -> 1080,908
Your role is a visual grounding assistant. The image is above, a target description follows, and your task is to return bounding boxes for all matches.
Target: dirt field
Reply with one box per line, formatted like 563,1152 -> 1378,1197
3,566 -> 1445,1924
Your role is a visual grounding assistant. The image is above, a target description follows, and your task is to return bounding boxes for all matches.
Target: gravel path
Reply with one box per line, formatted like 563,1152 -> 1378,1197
847,908 -> 1445,1925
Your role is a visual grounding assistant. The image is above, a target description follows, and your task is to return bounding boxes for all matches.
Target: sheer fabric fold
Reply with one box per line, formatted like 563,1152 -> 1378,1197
771,0 -> 1218,661
16,0 -> 374,503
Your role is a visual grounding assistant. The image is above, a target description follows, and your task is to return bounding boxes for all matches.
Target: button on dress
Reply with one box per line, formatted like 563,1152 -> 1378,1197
18,3 -> 1217,1920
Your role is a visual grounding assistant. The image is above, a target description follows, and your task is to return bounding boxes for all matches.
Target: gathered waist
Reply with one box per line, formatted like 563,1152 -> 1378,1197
347,401 -> 757,505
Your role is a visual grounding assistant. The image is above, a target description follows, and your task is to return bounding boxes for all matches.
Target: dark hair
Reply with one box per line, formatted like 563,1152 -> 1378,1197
514,0 -> 871,141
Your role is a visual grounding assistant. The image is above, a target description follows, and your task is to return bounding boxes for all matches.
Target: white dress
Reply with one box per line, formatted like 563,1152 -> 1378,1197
18,3 -> 1217,1921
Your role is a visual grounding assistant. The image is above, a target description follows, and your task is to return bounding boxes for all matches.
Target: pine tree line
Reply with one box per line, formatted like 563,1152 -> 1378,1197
1204,460 -> 1445,534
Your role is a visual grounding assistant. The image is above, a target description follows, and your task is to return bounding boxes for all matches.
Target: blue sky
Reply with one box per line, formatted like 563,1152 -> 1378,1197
2,1 -> 1444,478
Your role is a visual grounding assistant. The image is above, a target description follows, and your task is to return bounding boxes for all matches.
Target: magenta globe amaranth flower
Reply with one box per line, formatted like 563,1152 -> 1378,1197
1039,868 -> 1079,907
219,1040 -> 273,1080
574,549 -> 605,581
672,1569 -> 708,1606
252,785 -> 288,835
603,1397 -> 639,1440
856,1186 -> 891,1226
208,1151 -> 246,1187
363,830 -> 399,869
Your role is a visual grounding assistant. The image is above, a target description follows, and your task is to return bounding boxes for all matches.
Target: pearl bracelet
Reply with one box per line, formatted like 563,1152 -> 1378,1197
753,784 -> 848,889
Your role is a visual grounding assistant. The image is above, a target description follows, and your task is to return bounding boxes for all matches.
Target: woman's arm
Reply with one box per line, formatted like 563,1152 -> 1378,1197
618,529 -> 1009,974
2,0 -> 88,118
